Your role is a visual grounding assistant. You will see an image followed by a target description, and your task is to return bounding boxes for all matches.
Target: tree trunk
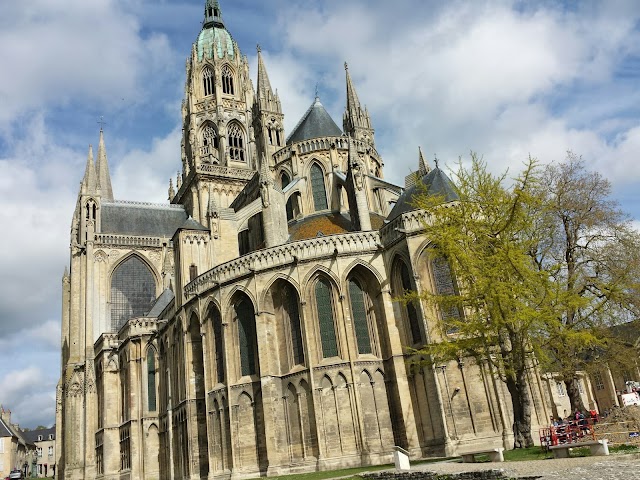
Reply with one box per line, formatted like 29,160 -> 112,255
505,368 -> 534,448
565,377 -> 586,413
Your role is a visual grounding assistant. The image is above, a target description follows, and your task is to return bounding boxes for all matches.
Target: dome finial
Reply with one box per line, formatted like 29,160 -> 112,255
203,0 -> 224,28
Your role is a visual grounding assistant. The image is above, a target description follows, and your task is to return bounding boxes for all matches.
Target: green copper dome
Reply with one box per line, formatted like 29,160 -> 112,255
197,26 -> 235,61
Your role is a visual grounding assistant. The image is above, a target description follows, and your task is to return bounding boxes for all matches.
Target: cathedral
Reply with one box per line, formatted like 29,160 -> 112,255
56,1 -> 551,479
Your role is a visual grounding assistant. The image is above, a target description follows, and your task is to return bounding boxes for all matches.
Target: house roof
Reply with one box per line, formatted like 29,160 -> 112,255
22,426 -> 55,444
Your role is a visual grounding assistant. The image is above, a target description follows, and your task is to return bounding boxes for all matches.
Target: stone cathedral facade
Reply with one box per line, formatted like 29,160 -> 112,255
56,1 -> 551,479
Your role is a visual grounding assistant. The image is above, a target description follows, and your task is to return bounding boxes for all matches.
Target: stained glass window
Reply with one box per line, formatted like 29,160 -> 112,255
211,307 -> 225,383
349,278 -> 372,354
432,256 -> 462,321
110,256 -> 156,331
282,284 -> 304,365
281,172 -> 294,221
399,262 -> 422,344
236,298 -> 257,376
310,164 -> 328,211
316,279 -> 337,358
147,349 -> 156,412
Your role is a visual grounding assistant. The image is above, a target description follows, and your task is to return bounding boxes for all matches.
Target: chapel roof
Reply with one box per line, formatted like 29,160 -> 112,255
286,96 -> 342,145
386,166 -> 459,221
288,211 -> 386,241
101,202 -> 189,237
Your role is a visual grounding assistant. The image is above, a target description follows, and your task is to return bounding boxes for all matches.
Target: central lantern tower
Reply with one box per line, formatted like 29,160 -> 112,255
172,0 -> 257,220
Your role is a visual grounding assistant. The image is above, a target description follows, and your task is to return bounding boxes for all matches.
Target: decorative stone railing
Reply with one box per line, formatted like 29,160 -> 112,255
379,209 -> 430,246
273,136 -> 379,164
184,231 -> 382,297
197,163 -> 255,180
95,234 -> 165,248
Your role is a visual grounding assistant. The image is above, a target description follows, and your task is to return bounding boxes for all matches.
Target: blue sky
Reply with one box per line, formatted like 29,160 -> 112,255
0,0 -> 639,428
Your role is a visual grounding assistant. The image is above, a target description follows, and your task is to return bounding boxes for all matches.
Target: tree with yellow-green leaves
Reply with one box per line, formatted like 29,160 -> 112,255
411,154 -> 554,448
533,153 -> 640,413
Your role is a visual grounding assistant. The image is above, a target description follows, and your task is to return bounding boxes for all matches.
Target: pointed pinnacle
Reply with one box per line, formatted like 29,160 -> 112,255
256,47 -> 274,102
82,145 -> 97,192
348,136 -> 360,167
259,153 -> 273,184
418,146 -> 430,175
345,61 -> 361,115
96,129 -> 114,200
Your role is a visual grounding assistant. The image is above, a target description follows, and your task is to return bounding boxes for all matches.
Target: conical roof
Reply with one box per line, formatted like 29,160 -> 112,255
286,96 -> 342,145
386,166 -> 459,221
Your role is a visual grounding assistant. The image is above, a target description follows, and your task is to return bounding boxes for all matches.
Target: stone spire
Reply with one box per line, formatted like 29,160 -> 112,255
203,0 -> 224,28
418,146 -> 430,175
81,145 -> 97,194
95,129 -> 114,200
256,46 -> 282,113
343,62 -> 374,145
168,178 -> 176,201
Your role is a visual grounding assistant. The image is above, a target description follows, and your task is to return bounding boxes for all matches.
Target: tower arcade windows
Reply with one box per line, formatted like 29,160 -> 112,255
221,65 -> 235,95
227,123 -> 245,162
110,256 -> 156,331
310,163 -> 328,211
202,66 -> 215,97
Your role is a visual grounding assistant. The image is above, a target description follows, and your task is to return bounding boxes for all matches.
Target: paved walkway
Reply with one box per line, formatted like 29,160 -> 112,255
410,454 -> 640,479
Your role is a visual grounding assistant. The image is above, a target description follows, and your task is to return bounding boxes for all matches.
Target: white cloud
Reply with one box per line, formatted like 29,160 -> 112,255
0,0 -> 176,129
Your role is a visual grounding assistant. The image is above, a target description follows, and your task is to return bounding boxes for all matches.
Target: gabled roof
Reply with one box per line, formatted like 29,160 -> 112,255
386,167 -> 459,221
146,289 -> 175,318
286,97 -> 342,145
0,417 -> 13,438
22,426 -> 55,444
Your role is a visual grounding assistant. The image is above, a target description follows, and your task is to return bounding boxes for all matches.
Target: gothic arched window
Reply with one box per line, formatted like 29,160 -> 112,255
315,278 -> 338,358
235,296 -> 257,376
202,66 -> 215,97
281,283 -> 304,366
210,307 -> 225,384
394,259 -> 422,345
110,256 -> 156,331
203,125 -> 218,149
431,256 -> 463,329
228,123 -> 245,162
147,349 -> 157,412
221,65 -> 234,95
348,278 -> 373,354
310,163 -> 328,211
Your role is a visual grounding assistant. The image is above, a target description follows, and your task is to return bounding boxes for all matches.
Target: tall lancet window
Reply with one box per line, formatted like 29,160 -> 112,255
202,66 -> 215,97
110,256 -> 156,331
281,172 -> 294,221
221,65 -> 234,95
236,296 -> 257,376
228,123 -> 245,162
147,349 -> 157,412
348,278 -> 373,354
310,163 -> 328,211
315,278 -> 338,358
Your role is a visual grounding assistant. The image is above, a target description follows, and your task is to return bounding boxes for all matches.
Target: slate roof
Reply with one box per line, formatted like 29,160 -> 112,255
101,202 -> 189,237
146,289 -> 175,318
0,417 -> 13,438
286,97 -> 342,145
386,167 -> 459,221
22,426 -> 55,444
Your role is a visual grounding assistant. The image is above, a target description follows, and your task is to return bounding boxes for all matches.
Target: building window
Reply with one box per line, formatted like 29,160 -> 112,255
316,278 -> 338,358
211,307 -> 225,384
348,278 -> 372,354
236,297 -> 257,376
202,124 -> 219,160
189,264 -> 198,282
432,256 -> 462,322
594,371 -> 605,390
203,66 -> 215,97
48,446 -> 53,456
228,123 -> 245,162
281,283 -> 304,366
221,65 -> 234,95
556,381 -> 565,397
395,260 -> 422,345
110,256 -> 156,331
120,426 -> 131,470
37,447 -> 42,457
310,163 -> 328,211
38,435 -> 43,441
147,349 -> 157,412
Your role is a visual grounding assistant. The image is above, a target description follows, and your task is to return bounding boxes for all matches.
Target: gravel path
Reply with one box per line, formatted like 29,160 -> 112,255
412,454 -> 640,479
